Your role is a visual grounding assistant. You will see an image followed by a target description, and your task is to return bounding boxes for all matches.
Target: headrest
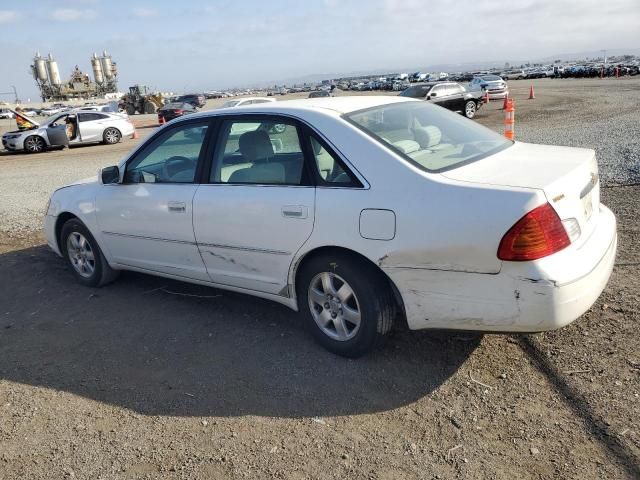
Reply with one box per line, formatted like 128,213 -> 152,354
238,130 -> 274,162
413,125 -> 442,148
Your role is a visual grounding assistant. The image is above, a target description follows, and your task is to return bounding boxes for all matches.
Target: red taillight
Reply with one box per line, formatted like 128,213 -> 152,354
174,109 -> 184,114
498,203 -> 570,261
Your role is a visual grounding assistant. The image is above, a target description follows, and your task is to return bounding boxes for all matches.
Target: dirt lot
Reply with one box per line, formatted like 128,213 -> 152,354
0,78 -> 638,479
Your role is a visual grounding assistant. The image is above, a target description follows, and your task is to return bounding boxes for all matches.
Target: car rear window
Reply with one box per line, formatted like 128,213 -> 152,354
344,101 -> 511,173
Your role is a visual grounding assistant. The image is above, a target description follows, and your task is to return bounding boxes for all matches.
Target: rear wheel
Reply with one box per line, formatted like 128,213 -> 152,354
464,100 -> 477,119
24,135 -> 46,153
125,105 -> 136,116
103,127 -> 121,145
60,219 -> 119,288
298,253 -> 396,357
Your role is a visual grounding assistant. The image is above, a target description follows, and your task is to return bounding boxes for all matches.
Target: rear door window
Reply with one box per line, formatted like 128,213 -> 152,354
210,118 -> 309,185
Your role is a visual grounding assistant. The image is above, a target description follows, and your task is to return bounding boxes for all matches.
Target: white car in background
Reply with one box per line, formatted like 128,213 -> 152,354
469,75 -> 509,99
0,108 -> 15,119
44,96 -> 616,357
217,97 -> 276,109
2,110 -> 135,153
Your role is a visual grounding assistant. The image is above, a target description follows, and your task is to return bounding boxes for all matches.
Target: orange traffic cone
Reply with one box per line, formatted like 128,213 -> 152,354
131,129 -> 139,139
504,99 -> 515,140
528,85 -> 535,99
502,92 -> 509,110
484,90 -> 490,104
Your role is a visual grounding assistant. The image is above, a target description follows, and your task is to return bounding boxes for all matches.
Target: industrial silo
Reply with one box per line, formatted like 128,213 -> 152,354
100,50 -> 114,80
91,52 -> 104,84
33,53 -> 49,83
46,53 -> 61,86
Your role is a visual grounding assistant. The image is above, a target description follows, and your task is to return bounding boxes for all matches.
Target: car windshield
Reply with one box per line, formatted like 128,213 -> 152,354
220,100 -> 240,108
344,101 -> 512,172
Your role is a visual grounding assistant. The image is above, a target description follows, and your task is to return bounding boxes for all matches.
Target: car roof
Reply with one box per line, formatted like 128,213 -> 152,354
195,95 -> 414,118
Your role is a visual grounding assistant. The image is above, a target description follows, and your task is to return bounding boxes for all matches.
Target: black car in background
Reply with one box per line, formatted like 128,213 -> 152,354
399,81 -> 484,119
308,90 -> 331,98
173,93 -> 206,108
158,102 -> 197,123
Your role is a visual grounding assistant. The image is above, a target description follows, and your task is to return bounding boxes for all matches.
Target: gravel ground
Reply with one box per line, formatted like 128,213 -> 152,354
0,78 -> 638,479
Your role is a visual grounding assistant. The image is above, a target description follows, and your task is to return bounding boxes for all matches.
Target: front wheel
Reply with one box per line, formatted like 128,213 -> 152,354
60,219 -> 119,287
24,135 -> 46,153
464,100 -> 477,119
298,253 -> 396,357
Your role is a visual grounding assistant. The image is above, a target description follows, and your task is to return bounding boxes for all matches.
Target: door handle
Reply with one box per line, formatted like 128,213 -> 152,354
282,205 -> 308,219
168,201 -> 186,213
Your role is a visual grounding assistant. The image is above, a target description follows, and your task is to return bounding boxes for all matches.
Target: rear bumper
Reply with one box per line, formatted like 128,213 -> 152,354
389,205 -> 617,332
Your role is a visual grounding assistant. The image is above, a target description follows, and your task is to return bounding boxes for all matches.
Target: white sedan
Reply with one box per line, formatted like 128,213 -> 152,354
44,96 -> 616,357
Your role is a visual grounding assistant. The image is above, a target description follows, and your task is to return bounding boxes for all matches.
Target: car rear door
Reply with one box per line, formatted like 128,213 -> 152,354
77,112 -> 106,142
192,115 -> 315,295
446,84 -> 467,111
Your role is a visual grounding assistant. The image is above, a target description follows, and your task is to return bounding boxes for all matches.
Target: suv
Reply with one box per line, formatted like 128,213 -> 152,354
399,82 -> 483,119
174,94 -> 206,108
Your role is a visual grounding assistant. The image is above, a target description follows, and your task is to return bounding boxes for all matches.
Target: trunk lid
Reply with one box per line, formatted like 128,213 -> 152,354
441,141 -> 600,244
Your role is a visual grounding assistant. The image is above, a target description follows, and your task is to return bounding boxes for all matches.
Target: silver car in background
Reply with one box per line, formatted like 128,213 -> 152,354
469,75 -> 509,99
2,110 -> 135,153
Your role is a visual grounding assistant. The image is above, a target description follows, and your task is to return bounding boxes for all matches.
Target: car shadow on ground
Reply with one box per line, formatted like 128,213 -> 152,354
0,245 -> 480,418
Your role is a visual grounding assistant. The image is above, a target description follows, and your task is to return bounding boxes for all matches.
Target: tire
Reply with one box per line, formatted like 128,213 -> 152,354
125,105 -> 136,116
464,100 -> 477,119
24,135 -> 46,153
297,253 -> 396,357
143,101 -> 156,114
103,127 -> 121,145
60,219 -> 119,288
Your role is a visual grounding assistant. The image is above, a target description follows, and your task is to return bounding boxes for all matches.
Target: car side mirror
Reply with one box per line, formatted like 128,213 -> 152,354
429,92 -> 437,98
101,165 -> 120,184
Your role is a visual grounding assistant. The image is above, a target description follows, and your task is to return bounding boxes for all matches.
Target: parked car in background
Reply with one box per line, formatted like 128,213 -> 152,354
0,108 -> 15,119
469,75 -> 509,99
44,96 -> 616,357
216,97 -> 276,109
399,81 -> 483,118
40,104 -> 69,116
2,110 -> 134,153
158,102 -> 197,123
308,90 -> 331,98
502,69 -> 527,80
21,108 -> 41,117
173,93 -> 206,108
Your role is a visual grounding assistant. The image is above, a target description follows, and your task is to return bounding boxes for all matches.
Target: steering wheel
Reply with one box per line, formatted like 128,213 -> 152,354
162,156 -> 192,181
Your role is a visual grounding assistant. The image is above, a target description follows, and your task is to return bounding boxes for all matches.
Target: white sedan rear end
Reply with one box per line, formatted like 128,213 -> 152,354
43,96 -> 616,357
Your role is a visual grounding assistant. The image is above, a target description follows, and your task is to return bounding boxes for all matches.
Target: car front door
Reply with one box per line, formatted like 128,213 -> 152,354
95,120 -> 211,280
192,116 -> 315,295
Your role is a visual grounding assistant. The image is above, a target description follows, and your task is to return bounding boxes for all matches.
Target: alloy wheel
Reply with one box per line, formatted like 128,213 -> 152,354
104,128 -> 120,144
25,136 -> 44,152
465,102 -> 476,118
308,272 -> 361,341
66,232 -> 96,278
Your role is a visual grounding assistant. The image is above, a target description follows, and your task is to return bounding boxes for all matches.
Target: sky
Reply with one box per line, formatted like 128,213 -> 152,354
0,0 -> 638,101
